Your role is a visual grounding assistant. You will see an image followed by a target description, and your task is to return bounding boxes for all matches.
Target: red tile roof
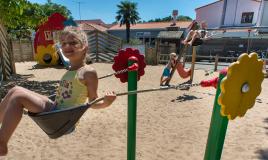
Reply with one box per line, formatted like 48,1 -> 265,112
78,23 -> 95,31
78,22 -> 109,32
75,19 -> 112,28
75,19 -> 105,25
108,21 -> 192,30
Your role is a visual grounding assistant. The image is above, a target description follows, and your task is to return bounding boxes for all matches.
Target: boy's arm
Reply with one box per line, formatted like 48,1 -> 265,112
200,31 -> 211,40
171,59 -> 176,67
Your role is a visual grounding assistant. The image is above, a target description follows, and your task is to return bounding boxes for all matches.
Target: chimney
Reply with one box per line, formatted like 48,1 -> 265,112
171,10 -> 178,26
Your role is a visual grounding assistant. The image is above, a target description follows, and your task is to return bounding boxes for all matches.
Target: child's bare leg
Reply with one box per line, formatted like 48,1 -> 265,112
161,77 -> 170,85
0,87 -> 50,156
188,31 -> 199,46
160,76 -> 163,85
182,30 -> 194,44
0,86 -> 48,123
0,87 -> 18,123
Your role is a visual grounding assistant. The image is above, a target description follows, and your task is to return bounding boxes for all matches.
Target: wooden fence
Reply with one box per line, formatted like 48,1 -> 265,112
3,29 -> 122,63
145,46 -> 157,65
12,40 -> 34,62
0,23 -> 15,82
184,54 -> 268,71
87,30 -> 122,62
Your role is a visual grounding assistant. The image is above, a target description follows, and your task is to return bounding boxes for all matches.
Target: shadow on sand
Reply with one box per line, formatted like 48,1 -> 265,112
256,149 -> 268,160
171,94 -> 202,102
0,74 -> 59,99
255,118 -> 268,160
29,64 -> 66,70
262,118 -> 268,136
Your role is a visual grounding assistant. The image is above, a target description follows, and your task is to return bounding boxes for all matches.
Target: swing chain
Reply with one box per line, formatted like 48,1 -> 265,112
98,68 -> 128,79
115,68 -> 129,75
175,83 -> 201,89
160,83 -> 200,90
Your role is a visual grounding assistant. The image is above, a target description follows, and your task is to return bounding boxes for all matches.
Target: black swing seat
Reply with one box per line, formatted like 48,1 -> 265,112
192,38 -> 203,46
28,95 -> 90,139
184,38 -> 203,46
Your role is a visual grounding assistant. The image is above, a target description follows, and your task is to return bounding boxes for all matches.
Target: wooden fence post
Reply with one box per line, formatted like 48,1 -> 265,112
0,42 -> 7,80
0,42 -> 3,82
8,38 -> 16,74
190,46 -> 196,82
95,31 -> 99,62
31,39 -> 35,61
214,54 -> 219,71
182,52 -> 187,67
19,39 -> 23,61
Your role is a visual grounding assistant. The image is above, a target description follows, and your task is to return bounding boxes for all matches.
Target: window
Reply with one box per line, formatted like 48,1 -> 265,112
241,12 -> 254,24
136,32 -> 144,37
136,32 -> 151,38
44,31 -> 53,40
143,32 -> 151,37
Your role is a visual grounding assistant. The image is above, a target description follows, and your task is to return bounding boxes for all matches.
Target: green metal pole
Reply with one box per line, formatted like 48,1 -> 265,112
127,57 -> 138,160
204,72 -> 229,160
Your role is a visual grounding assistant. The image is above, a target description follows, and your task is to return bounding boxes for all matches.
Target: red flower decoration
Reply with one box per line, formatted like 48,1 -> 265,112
112,48 -> 146,83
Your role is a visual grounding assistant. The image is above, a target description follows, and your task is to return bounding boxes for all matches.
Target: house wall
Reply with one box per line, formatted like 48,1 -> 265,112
108,29 -> 163,41
257,0 -> 268,27
223,0 -> 260,27
108,28 -> 187,43
195,1 -> 224,28
196,0 -> 261,28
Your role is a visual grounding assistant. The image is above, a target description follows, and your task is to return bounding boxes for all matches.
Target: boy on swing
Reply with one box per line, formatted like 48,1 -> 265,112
182,21 -> 210,46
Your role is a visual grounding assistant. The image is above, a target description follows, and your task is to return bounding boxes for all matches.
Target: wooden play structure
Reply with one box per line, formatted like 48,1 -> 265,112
34,13 -> 122,65
155,27 -> 183,64
0,22 -> 15,82
87,30 -> 122,62
34,13 -> 77,66
165,44 -> 198,86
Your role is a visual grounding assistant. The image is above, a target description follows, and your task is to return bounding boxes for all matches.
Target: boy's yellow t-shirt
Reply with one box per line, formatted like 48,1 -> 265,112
55,70 -> 88,109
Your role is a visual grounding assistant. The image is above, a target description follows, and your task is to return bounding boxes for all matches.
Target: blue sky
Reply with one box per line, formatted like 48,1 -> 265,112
28,0 -> 216,24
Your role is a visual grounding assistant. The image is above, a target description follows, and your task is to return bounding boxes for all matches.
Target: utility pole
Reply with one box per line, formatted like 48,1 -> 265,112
73,1 -> 84,20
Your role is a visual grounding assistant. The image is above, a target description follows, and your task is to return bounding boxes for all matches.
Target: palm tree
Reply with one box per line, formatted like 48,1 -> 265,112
116,1 -> 140,43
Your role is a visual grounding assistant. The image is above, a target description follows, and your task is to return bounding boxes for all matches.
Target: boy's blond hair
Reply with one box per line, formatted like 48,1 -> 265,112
169,52 -> 177,58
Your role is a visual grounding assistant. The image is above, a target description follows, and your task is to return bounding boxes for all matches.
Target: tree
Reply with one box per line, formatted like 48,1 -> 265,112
115,1 -> 140,43
177,15 -> 192,21
40,2 -> 71,19
0,0 -> 71,39
147,15 -> 192,22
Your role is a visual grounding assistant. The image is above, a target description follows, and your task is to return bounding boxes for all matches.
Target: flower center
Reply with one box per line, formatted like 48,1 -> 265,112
241,83 -> 250,93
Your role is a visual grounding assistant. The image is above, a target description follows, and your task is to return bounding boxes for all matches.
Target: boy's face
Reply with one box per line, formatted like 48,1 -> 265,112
60,34 -> 87,61
171,54 -> 176,59
201,22 -> 207,29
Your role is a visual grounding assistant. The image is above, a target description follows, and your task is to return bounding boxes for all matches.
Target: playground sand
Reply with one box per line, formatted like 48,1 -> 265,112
2,61 -> 268,160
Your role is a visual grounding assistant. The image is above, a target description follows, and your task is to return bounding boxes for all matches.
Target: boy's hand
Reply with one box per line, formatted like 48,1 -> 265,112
103,91 -> 116,106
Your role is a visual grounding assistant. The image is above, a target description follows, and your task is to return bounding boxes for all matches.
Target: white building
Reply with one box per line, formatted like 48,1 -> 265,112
194,0 -> 268,58
257,0 -> 268,31
195,0 -> 265,29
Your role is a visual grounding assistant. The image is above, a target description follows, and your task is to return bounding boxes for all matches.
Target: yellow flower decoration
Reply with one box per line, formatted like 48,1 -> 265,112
218,52 -> 264,120
35,44 -> 59,66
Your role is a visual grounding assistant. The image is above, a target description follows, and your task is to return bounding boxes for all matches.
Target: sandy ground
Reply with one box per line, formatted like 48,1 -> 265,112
1,61 -> 268,160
